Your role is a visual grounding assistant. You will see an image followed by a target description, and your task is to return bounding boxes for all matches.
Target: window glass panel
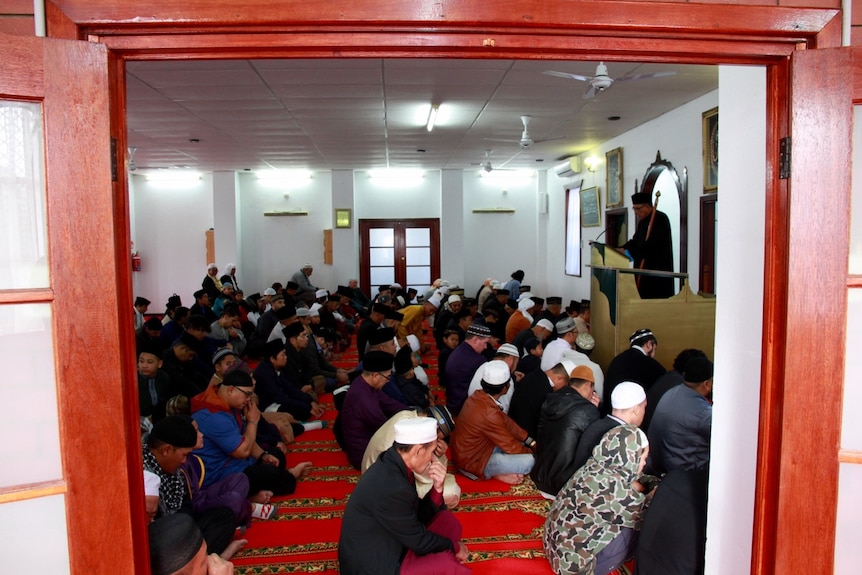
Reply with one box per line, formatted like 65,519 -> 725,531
0,304 -> 61,488
370,267 -> 395,286
0,495 -> 69,573
405,247 -> 430,266
369,228 -> 394,248
369,247 -> 394,267
842,289 -> 862,450
0,101 -> 49,289
835,463 -> 862,574
406,267 -> 431,286
405,228 -> 430,247
850,105 -> 862,274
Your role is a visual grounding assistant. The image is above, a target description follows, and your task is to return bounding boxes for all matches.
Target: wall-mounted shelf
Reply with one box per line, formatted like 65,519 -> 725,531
472,207 -> 515,214
264,210 -> 308,216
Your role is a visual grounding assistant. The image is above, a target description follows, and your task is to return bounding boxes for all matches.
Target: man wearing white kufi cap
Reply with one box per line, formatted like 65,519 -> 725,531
573,381 -> 648,473
339,417 -> 469,575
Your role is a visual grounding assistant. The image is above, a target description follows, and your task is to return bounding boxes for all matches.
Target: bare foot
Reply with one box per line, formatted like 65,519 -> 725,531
249,490 -> 273,504
289,461 -> 313,479
220,538 -> 247,560
493,473 -> 524,485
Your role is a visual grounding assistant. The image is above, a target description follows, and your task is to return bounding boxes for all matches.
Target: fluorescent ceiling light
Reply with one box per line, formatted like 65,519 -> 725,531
146,170 -> 201,182
426,105 -> 439,132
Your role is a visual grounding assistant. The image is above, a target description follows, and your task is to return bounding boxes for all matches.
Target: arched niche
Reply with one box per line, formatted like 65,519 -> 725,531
639,151 -> 688,280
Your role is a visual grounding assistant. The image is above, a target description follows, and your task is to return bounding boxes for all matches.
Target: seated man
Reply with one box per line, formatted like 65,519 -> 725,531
516,336 -> 543,376
143,415 -> 244,560
508,360 -> 573,438
466,343 -> 522,413
190,289 -> 217,324
648,356 -> 714,474
445,323 -> 491,416
361,405 -> 461,508
136,316 -> 163,352
573,381 -> 647,473
161,333 -> 210,400
450,360 -> 535,485
254,339 -> 324,424
191,370 -> 312,499
209,304 -> 246,357
283,320 -> 326,398
134,296 -> 151,330
138,342 -> 172,427
290,263 -> 318,305
148,513 -> 236,575
560,333 -> 605,401
340,350 -> 406,469
531,365 -> 601,499
339,417 -> 470,575
159,306 -> 190,351
393,345 -> 432,408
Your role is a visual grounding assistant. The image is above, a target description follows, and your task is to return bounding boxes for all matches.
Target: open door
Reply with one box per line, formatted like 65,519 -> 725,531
0,33 -> 142,573
751,46 -> 855,575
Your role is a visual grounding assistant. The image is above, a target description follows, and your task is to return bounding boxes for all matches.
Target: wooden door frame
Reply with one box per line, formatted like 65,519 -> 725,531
41,2 -> 849,573
358,218 -> 441,293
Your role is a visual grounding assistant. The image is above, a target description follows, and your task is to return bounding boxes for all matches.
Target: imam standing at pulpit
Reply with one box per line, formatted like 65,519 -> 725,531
623,192 -> 674,299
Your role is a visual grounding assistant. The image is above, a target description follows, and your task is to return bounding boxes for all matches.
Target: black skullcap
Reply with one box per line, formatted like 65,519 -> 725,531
629,328 -> 656,347
284,322 -> 306,340
368,327 -> 396,346
275,305 -> 296,320
135,296 -> 151,307
263,339 -> 285,360
546,297 -> 562,305
336,285 -> 354,298
174,332 -> 198,350
427,405 -> 455,439
149,513 -> 204,575
364,350 -> 394,373
495,288 -> 510,296
150,415 -> 197,448
166,294 -> 182,308
327,294 -> 341,303
684,356 -> 714,384
532,296 -> 545,306
524,336 -> 541,353
506,298 -> 519,309
632,192 -> 652,205
372,303 -> 390,315
137,340 -> 163,360
286,281 -> 300,290
386,309 -> 404,322
144,317 -> 163,331
193,289 -> 206,300
394,345 -> 414,374
222,369 -> 253,389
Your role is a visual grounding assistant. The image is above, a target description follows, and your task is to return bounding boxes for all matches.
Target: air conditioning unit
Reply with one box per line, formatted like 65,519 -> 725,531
554,156 -> 582,179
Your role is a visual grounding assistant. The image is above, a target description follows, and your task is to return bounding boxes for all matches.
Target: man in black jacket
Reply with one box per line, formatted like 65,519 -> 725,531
530,365 -> 601,499
603,328 -> 666,415
338,417 -> 469,575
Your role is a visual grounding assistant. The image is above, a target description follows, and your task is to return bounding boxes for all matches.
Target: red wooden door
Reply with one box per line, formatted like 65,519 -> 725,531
358,218 -> 440,295
0,33 -> 140,574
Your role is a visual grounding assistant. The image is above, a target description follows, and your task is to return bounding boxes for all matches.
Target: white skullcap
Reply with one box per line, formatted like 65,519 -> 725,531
536,319 -> 554,332
496,343 -> 519,358
143,470 -> 161,497
483,360 -> 511,385
448,294 -> 461,304
263,287 -> 277,296
440,280 -> 450,287
391,282 -> 403,289
427,293 -> 442,308
611,381 -> 647,410
518,291 -> 534,301
309,303 -> 322,316
518,298 -> 534,312
493,282 -> 504,290
302,262 -> 313,268
207,263 -> 217,270
315,289 -> 328,299
406,334 -> 421,352
437,286 -> 451,297
559,359 -> 577,378
394,417 -> 438,445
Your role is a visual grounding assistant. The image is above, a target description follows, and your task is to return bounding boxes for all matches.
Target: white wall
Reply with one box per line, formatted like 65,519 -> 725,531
237,172 -> 334,295
704,65 -> 766,575
130,173 -> 214,309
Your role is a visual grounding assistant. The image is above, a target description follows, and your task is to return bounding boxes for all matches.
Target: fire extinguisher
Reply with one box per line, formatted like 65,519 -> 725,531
132,242 -> 142,272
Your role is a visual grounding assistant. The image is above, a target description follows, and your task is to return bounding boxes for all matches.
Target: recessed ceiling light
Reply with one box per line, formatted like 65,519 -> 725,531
189,138 -> 200,143
416,149 -> 426,153
535,159 -> 544,162
607,116 -> 621,121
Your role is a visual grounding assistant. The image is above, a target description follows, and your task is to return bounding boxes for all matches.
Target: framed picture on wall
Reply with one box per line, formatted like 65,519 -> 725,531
580,187 -> 601,227
703,107 -> 718,192
606,147 -> 623,208
334,208 -> 352,229
564,182 -> 584,277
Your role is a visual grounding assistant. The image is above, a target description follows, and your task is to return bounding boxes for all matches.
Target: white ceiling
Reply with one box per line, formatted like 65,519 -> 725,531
126,58 -> 717,173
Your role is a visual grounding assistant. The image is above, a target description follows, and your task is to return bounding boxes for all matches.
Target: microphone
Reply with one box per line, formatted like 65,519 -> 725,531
592,228 -> 608,243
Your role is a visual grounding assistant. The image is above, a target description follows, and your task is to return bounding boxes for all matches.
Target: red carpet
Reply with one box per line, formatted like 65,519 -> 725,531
229,326 -> 632,574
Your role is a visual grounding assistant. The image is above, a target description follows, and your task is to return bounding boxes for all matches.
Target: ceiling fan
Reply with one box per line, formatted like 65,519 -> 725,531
544,62 -> 676,100
485,115 -> 564,149
469,150 -> 495,172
